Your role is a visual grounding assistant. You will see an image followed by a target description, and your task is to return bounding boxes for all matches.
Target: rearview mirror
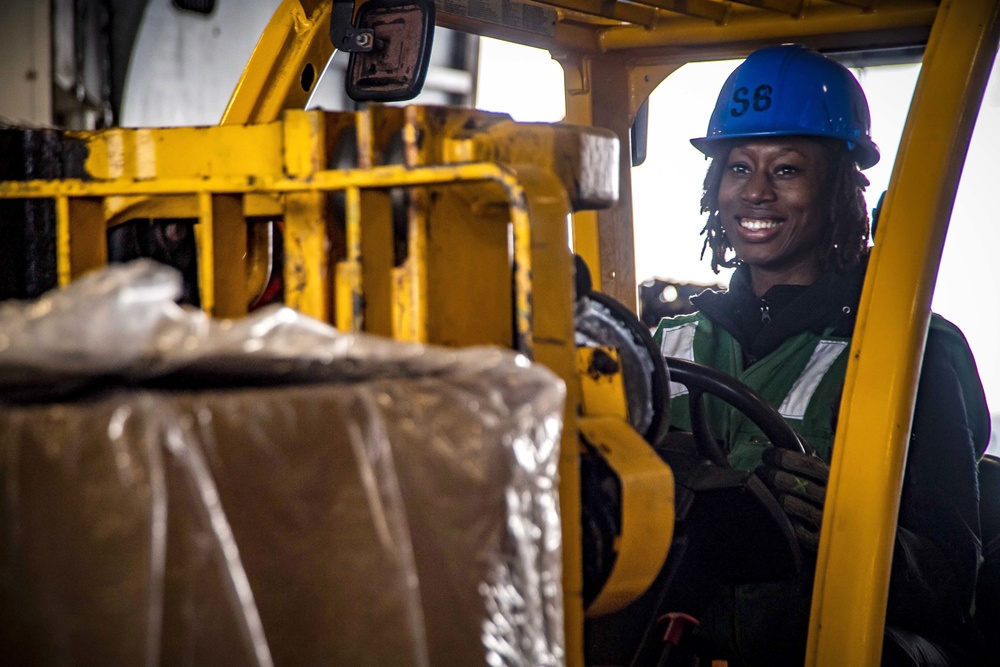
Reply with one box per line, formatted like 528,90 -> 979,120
631,98 -> 649,167
340,0 -> 436,103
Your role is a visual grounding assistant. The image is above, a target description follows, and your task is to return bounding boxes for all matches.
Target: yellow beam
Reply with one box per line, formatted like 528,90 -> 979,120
195,192 -> 217,314
0,163 -> 541,198
423,183 -> 514,348
807,1 -> 1000,665
209,194 -> 250,318
334,187 -> 361,329
562,54 -> 680,302
563,53 -> 638,310
630,0 -> 730,23
220,0 -> 334,125
435,9 -> 599,54
560,55 -> 603,293
55,196 -> 105,287
729,0 -> 804,17
507,164 -> 582,667
827,0 -> 877,9
79,125 -> 283,181
539,0 -> 659,27
597,0 -> 937,54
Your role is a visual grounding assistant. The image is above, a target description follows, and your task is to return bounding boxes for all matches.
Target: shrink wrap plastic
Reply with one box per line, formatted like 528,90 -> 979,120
0,261 -> 566,666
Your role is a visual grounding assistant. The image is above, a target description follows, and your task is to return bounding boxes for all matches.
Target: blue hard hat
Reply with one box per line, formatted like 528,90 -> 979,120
691,44 -> 880,169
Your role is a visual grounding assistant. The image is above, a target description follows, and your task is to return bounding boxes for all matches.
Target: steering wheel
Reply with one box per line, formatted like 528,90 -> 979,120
663,356 -> 809,466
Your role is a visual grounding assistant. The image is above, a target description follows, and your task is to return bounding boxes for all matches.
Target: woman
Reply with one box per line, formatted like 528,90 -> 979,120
653,45 -> 990,666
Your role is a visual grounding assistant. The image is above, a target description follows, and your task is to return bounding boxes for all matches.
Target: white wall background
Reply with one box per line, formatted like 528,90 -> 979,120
0,0 -> 52,126
121,0 -> 281,127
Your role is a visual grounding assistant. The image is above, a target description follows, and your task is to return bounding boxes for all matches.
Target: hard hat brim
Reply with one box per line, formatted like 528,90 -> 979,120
690,131 -> 880,170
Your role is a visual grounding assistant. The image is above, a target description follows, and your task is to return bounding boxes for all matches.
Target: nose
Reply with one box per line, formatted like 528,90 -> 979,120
741,169 -> 776,204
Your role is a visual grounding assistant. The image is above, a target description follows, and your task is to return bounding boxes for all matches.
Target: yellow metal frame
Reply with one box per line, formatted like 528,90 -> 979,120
5,0 -> 999,665
1,160 -> 544,321
809,2 -> 1000,665
577,348 -> 676,617
579,415 -> 674,618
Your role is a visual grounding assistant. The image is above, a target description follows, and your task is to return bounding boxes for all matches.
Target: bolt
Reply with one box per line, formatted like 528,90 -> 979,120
355,32 -> 373,49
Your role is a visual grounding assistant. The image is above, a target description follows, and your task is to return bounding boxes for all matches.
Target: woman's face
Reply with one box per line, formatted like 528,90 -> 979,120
718,137 -> 830,293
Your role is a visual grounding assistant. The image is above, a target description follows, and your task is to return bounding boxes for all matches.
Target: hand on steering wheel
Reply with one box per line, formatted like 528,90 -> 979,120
663,356 -> 823,553
756,448 -> 829,552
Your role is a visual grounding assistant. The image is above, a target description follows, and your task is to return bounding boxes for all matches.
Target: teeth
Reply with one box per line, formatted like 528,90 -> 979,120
740,219 -> 779,231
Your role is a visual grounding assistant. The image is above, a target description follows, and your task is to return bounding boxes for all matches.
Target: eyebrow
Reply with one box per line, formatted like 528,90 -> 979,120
730,146 -> 809,159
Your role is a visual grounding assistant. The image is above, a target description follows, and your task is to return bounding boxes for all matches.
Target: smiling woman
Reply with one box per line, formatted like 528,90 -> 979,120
651,44 -> 990,667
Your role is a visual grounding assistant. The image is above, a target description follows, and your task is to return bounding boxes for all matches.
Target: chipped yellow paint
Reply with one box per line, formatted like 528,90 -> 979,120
579,415 -> 674,618
55,196 -> 71,287
577,347 -> 630,421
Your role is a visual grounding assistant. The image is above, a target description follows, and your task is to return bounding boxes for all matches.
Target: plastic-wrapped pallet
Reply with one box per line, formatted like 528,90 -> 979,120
0,261 -> 566,666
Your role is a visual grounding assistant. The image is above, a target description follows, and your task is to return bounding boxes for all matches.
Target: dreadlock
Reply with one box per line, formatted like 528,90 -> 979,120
698,140 -> 871,274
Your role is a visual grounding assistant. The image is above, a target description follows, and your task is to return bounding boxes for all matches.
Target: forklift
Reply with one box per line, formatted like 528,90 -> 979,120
1,1 -> 999,665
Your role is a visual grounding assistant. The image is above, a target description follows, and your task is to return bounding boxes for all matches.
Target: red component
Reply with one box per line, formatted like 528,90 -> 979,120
658,612 -> 700,646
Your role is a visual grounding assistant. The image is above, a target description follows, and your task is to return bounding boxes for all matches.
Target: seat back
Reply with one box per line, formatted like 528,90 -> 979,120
975,454 -> 1000,654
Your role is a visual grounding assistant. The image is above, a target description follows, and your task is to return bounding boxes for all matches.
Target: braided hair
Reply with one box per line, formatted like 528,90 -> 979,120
698,139 -> 871,274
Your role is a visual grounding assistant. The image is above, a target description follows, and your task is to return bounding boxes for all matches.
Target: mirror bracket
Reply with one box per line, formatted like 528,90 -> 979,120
330,0 -> 375,53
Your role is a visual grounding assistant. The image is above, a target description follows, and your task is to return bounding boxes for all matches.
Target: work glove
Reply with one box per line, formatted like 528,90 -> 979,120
756,447 -> 830,552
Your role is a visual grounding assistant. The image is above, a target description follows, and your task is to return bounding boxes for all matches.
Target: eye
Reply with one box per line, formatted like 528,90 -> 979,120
727,162 -> 750,175
775,163 -> 801,177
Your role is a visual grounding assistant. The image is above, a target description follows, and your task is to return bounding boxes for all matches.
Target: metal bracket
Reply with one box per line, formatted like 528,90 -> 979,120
330,0 -> 375,53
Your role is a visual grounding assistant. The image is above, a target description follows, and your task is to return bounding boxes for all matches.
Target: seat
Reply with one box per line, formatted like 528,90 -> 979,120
884,453 -> 1000,665
975,454 -> 1000,656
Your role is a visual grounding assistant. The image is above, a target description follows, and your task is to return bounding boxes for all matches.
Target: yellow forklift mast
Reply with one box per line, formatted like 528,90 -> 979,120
1,1 -> 999,666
